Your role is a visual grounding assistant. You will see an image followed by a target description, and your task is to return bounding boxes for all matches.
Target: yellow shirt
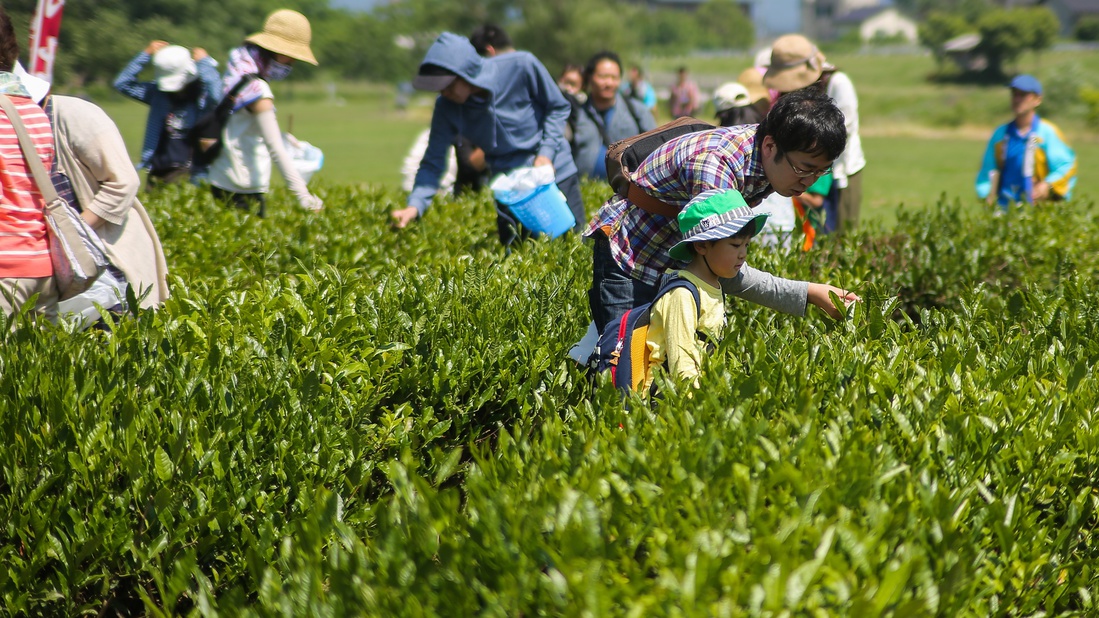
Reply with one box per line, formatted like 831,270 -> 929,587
645,270 -> 726,390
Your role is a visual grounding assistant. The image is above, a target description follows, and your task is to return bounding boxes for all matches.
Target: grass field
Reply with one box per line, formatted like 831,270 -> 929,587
90,49 -> 1097,228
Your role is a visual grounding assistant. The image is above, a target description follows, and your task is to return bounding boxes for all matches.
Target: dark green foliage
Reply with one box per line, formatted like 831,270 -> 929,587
976,7 -> 1061,78
1,181 -> 1098,613
1075,15 -> 1099,42
918,11 -> 971,71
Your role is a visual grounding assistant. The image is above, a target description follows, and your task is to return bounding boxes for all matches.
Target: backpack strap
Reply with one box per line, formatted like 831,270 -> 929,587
621,96 -> 645,134
653,274 -> 701,320
582,97 -> 646,148
626,182 -> 680,218
219,73 -> 259,114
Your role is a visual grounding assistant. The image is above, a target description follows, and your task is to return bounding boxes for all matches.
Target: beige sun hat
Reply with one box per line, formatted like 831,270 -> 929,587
762,34 -> 826,93
736,67 -> 770,105
246,9 -> 318,66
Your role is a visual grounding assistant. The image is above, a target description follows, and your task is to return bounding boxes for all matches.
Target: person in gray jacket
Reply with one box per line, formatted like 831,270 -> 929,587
570,51 -> 656,180
392,33 -> 582,245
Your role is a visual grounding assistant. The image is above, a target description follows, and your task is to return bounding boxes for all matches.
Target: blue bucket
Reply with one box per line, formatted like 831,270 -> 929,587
496,183 -> 575,239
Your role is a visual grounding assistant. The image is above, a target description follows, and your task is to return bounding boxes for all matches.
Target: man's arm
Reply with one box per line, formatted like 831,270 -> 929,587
393,103 -> 458,226
193,49 -> 222,109
722,264 -> 859,319
975,127 -> 1004,201
113,42 -> 165,103
529,57 -> 571,163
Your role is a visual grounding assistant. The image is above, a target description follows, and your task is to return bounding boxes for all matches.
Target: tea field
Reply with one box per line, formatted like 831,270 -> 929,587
2,181 -> 1098,615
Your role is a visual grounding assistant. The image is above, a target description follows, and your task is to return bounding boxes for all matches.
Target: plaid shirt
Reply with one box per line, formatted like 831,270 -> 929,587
584,124 -> 773,285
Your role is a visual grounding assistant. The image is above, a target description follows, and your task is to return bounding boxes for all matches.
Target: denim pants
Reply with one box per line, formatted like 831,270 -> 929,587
496,172 -> 585,247
588,232 -> 659,332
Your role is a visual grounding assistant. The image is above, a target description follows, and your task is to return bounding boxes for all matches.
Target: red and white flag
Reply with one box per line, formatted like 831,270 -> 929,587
27,0 -> 65,83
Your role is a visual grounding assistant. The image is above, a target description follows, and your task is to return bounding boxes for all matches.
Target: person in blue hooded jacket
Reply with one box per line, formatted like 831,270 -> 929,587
391,32 -> 582,246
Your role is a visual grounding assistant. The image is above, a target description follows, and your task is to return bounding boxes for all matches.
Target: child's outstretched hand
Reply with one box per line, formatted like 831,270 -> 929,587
807,283 -> 860,319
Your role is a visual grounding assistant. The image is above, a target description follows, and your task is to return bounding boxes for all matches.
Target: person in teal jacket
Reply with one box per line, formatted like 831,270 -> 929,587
976,75 -> 1076,210
391,32 -> 581,246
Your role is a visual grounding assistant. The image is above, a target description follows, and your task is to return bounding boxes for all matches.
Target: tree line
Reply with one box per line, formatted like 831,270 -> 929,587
4,0 -> 754,87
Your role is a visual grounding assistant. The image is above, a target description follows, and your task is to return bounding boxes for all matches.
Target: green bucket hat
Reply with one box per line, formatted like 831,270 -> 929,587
668,189 -> 770,261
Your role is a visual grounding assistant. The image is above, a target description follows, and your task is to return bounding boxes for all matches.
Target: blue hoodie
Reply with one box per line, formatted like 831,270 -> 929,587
408,33 -> 576,214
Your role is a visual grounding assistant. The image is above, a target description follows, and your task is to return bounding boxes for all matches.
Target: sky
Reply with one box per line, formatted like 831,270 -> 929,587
329,0 -> 382,11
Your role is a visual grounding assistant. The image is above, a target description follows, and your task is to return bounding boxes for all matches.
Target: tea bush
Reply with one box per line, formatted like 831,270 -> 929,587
1,182 -> 1096,615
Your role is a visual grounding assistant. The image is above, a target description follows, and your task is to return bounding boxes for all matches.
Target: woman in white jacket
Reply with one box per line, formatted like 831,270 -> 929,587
207,9 -> 323,217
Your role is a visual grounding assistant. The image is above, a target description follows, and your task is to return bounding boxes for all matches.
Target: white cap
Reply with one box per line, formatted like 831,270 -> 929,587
712,82 -> 751,113
153,45 -> 197,92
14,61 -> 50,104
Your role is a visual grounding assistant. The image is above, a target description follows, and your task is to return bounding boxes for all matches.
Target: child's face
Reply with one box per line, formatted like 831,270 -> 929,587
698,235 -> 751,279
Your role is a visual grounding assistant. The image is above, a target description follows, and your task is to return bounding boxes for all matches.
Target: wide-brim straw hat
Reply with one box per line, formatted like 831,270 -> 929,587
736,67 -> 771,105
246,9 -> 318,66
763,34 -> 826,93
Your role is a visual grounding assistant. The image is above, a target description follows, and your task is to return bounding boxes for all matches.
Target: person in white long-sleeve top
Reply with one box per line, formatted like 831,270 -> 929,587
764,34 -> 865,234
207,9 -> 323,217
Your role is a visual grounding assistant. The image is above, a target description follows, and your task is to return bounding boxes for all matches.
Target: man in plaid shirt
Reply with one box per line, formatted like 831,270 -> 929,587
584,89 -> 860,331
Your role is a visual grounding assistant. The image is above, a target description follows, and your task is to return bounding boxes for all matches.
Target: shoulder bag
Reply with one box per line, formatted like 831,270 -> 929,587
0,94 -> 109,300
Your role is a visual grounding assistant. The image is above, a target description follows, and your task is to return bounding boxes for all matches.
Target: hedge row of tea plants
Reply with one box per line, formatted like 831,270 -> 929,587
1,182 -> 1096,615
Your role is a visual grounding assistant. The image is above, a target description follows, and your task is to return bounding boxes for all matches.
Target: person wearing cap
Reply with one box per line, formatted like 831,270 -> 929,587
976,75 -> 1076,209
114,40 -> 221,187
391,33 -> 582,246
16,62 -> 170,316
584,88 -> 859,334
713,82 -> 764,128
644,189 -> 769,391
571,51 -> 656,180
763,34 -> 865,235
712,80 -> 797,249
207,9 -> 323,216
0,9 -> 57,321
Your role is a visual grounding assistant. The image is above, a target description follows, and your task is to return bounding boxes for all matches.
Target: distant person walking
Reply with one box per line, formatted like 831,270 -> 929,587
669,66 -> 700,118
976,75 -> 1076,210
622,64 -> 657,112
570,51 -> 656,180
114,40 -> 221,188
391,33 -> 582,246
207,9 -> 323,217
764,34 -> 865,234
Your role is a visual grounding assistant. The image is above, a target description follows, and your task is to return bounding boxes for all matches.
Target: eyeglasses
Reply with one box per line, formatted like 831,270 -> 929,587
784,153 -> 832,178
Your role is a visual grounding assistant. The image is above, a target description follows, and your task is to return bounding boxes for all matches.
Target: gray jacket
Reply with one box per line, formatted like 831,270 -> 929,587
571,93 -> 656,178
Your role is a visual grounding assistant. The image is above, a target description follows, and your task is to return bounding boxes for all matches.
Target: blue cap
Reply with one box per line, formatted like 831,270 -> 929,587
1009,74 -> 1042,95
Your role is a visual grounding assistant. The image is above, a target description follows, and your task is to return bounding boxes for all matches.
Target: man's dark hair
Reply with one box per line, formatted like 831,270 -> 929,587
0,10 -> 18,72
757,88 -> 846,161
469,23 -> 511,56
583,51 -> 622,83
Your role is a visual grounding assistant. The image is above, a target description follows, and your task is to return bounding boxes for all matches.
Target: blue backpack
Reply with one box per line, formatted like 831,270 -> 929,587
588,275 -> 701,392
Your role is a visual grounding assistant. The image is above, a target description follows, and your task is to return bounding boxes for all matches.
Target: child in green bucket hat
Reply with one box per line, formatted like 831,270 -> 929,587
645,189 -> 769,391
